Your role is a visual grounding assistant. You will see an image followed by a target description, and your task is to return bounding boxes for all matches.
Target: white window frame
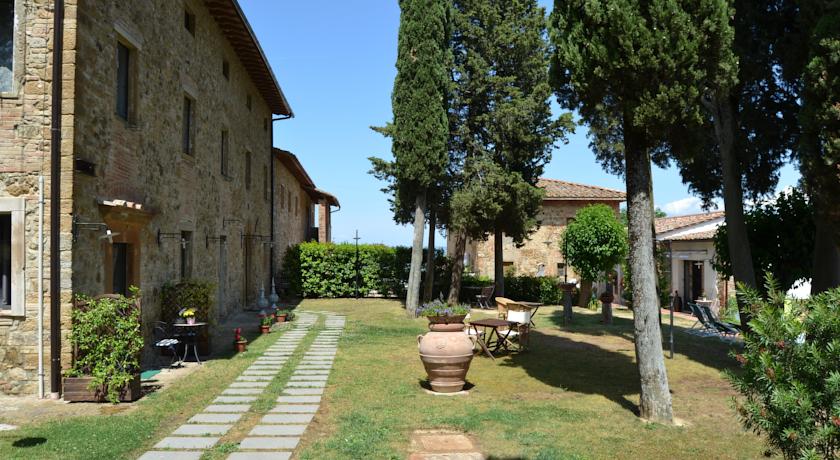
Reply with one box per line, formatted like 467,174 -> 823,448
0,0 -> 24,98
0,197 -> 25,316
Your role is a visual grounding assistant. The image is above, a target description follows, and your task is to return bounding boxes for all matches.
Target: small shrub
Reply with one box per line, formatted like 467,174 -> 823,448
68,289 -> 143,403
726,275 -> 840,460
504,276 -> 564,305
161,280 -> 214,324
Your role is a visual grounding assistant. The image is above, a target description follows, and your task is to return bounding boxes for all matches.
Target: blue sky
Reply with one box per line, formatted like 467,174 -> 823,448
240,0 -> 800,246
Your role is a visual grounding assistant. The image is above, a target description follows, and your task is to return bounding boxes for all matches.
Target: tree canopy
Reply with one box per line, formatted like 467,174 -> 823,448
562,204 -> 628,283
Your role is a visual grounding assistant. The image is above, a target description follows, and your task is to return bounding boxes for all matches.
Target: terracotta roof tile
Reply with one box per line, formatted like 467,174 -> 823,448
537,178 -> 626,201
667,230 -> 717,241
655,211 -> 724,234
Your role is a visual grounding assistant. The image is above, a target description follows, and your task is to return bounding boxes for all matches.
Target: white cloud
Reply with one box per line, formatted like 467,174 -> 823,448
659,196 -> 721,216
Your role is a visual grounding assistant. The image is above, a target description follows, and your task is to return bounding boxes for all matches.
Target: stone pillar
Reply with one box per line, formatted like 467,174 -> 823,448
318,201 -> 330,243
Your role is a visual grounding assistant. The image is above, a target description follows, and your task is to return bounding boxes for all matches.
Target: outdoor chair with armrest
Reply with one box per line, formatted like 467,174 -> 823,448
699,304 -> 740,336
687,303 -> 720,337
503,302 -> 533,351
153,321 -> 182,367
495,297 -> 514,319
476,285 -> 495,309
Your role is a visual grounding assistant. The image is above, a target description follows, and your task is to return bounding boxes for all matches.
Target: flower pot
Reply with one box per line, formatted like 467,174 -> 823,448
235,341 -> 248,353
417,319 -> 474,393
186,317 -> 196,325
63,375 -> 141,402
260,325 -> 271,334
275,314 -> 287,323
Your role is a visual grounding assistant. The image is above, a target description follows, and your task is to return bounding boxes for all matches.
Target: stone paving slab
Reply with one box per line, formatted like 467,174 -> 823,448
296,365 -> 332,370
154,437 -> 220,449
282,388 -> 324,395
248,365 -> 283,370
214,396 -> 258,403
293,370 -> 330,375
173,424 -> 233,436
270,404 -> 320,413
204,404 -> 251,413
276,396 -> 321,404
230,381 -> 270,388
289,375 -> 328,381
226,453 -> 291,460
249,424 -> 307,436
243,370 -> 280,376
222,388 -> 263,395
236,376 -> 274,382
189,413 -> 243,424
138,451 -> 204,460
260,413 -> 315,424
239,437 -> 300,450
285,381 -> 326,388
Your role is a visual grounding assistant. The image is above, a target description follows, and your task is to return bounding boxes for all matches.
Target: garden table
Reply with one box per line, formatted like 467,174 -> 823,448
469,318 -> 516,357
173,322 -> 207,364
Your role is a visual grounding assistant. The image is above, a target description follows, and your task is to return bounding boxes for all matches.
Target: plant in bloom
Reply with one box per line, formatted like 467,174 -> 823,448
178,307 -> 196,318
417,299 -> 469,318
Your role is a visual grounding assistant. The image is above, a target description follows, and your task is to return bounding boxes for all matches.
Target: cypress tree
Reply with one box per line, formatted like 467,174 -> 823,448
373,0 -> 450,314
550,0 -> 734,424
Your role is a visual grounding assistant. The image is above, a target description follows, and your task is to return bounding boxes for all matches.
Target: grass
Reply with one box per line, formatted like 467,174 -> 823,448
294,299 -> 769,460
0,320 -> 302,460
0,300 -> 769,459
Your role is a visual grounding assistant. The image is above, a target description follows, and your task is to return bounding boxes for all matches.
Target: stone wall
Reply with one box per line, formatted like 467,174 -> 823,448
273,160 -> 315,276
70,0 -> 277,366
0,0 -> 78,395
467,200 -> 622,280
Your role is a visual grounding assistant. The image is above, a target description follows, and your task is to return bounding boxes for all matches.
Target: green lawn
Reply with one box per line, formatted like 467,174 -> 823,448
0,299 -> 769,459
295,299 -> 768,459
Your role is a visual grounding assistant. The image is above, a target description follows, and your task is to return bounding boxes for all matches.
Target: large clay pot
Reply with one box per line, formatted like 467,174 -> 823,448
418,316 -> 474,393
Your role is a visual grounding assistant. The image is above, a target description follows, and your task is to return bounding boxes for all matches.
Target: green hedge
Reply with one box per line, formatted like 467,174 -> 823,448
281,242 -> 448,298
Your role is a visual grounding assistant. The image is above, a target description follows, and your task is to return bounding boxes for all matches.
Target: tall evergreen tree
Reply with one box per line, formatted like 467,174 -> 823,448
550,0 -> 733,424
371,0 -> 450,314
446,0 -> 570,299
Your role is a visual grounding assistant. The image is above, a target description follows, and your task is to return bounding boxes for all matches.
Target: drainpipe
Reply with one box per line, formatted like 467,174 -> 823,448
37,176 -> 44,398
270,115 -> 292,285
49,0 -> 64,399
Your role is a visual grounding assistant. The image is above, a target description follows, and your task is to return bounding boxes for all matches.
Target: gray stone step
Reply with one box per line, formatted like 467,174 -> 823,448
293,370 -> 330,375
249,424 -> 307,436
173,424 -> 233,436
276,396 -> 321,404
260,413 -> 314,424
236,376 -> 274,382
188,413 -> 243,424
213,396 -> 258,403
289,375 -> 328,381
222,388 -> 262,395
239,437 -> 300,450
154,437 -> 219,449
282,388 -> 323,395
203,404 -> 251,413
226,453 -> 291,460
270,404 -> 319,413
230,381 -> 270,388
285,381 -> 326,388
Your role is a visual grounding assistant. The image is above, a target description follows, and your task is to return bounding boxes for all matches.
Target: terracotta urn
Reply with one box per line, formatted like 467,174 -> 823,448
235,340 -> 247,353
260,325 -> 271,334
418,315 -> 474,393
275,314 -> 288,323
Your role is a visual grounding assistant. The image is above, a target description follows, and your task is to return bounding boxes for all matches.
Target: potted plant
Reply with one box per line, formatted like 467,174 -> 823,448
275,309 -> 290,323
64,290 -> 143,403
259,315 -> 273,334
233,327 -> 248,353
416,300 -> 474,393
179,307 -> 197,325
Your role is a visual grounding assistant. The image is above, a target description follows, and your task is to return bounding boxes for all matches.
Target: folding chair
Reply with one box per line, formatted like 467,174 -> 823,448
495,297 -> 514,319
699,304 -> 740,337
153,321 -> 182,367
503,302 -> 533,351
476,285 -> 495,309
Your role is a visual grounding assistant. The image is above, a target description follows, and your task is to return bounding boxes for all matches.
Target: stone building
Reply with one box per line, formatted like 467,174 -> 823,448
655,211 -> 732,313
0,0 -> 336,397
456,178 -> 626,282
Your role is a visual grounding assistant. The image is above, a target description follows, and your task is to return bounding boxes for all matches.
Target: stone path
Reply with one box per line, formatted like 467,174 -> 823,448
137,312 -> 345,460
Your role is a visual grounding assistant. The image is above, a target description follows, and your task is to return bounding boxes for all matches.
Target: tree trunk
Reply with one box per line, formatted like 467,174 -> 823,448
447,229 -> 467,305
406,193 -> 427,315
578,280 -> 592,308
625,133 -> 674,425
423,207 -> 437,303
494,228 -> 505,297
602,301 -> 613,325
706,93 -> 756,329
811,201 -> 840,294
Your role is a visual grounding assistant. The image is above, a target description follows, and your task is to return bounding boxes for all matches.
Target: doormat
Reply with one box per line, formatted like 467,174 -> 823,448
140,369 -> 161,381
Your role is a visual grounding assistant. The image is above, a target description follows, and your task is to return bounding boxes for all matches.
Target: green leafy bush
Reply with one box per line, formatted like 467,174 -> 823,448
726,275 -> 840,460
503,276 -> 565,305
161,280 -> 215,324
281,242 -> 448,298
68,290 -> 143,403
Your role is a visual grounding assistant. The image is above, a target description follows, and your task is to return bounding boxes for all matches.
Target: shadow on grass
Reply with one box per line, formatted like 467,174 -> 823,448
11,437 -> 46,448
544,307 -> 742,373
502,329 -> 642,416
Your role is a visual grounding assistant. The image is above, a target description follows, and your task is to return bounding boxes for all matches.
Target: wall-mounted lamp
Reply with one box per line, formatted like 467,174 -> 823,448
157,229 -> 182,246
72,215 -> 120,243
206,235 -> 227,249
